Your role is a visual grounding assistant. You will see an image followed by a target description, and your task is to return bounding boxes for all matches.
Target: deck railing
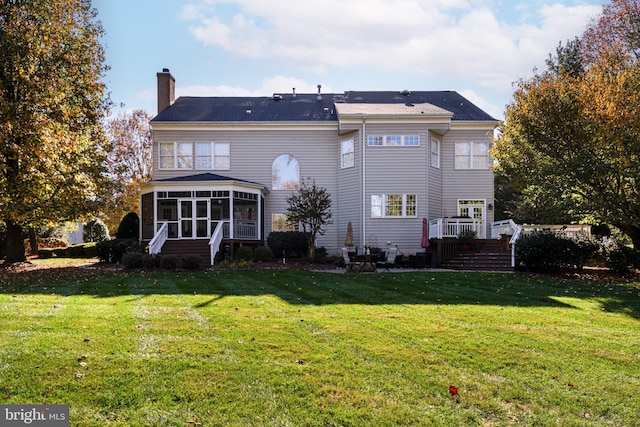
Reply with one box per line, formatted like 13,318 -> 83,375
209,222 -> 224,266
429,218 -> 483,239
148,223 -> 168,255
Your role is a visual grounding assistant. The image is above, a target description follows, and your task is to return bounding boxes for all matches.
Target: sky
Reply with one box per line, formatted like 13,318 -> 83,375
93,0 -> 607,121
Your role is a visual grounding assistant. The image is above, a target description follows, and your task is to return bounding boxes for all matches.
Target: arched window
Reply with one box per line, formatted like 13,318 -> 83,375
272,154 -> 300,190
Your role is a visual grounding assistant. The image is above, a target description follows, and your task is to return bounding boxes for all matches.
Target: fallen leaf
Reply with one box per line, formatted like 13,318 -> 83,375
568,383 -> 574,387
157,349 -> 166,354
43,388 -> 55,395
448,385 -> 459,396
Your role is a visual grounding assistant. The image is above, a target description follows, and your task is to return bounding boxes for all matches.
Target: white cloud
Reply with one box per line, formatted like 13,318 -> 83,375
182,0 -> 602,92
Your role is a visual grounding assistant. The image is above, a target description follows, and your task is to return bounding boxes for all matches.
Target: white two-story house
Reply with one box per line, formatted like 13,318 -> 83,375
140,69 -> 498,264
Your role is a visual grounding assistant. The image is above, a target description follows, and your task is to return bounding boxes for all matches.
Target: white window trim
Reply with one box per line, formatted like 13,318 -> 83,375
367,135 -> 420,147
158,141 -> 231,171
431,138 -> 440,169
371,194 -> 418,218
341,139 -> 354,169
455,141 -> 489,170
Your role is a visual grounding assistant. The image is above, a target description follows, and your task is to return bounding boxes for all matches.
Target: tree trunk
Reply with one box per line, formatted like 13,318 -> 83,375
623,224 -> 640,253
28,227 -> 38,255
5,220 -> 26,263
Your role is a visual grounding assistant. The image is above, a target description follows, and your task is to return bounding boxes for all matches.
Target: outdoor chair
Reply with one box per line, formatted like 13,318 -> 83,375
341,247 -> 363,272
376,247 -> 398,272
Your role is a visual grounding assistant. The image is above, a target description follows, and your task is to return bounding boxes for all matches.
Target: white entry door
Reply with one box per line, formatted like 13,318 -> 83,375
458,200 -> 486,237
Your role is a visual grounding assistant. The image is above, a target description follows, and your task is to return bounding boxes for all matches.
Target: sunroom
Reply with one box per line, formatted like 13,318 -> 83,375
139,173 -> 268,264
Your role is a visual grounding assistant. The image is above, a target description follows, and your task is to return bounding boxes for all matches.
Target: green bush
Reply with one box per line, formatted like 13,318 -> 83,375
603,239 -> 638,275
235,246 -> 254,262
122,252 -> 145,269
84,218 -> 110,243
255,246 -> 273,262
311,246 -> 328,264
37,249 -> 56,258
160,255 -> 179,270
116,212 -> 139,240
515,230 -> 591,272
181,255 -> 202,270
267,232 -> 308,259
96,239 -> 134,263
83,242 -> 98,258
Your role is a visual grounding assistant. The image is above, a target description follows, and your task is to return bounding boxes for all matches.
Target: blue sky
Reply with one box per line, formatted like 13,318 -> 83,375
93,0 -> 606,120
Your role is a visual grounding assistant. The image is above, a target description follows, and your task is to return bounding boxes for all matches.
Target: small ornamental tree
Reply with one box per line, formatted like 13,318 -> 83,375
116,212 -> 139,240
285,180 -> 332,260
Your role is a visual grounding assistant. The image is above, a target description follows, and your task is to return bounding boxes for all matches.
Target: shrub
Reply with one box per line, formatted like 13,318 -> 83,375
84,219 -> 109,243
311,246 -> 328,264
37,249 -> 56,258
160,255 -> 179,270
267,232 -> 308,259
603,239 -> 638,275
122,252 -> 145,269
235,246 -> 254,262
83,242 -> 98,258
255,246 -> 273,262
116,212 -> 139,240
96,239 -> 133,263
515,230 -> 588,272
181,255 -> 202,270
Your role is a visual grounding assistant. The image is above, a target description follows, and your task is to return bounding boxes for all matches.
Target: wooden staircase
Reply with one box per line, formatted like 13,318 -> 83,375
160,240 -> 212,263
439,239 -> 513,272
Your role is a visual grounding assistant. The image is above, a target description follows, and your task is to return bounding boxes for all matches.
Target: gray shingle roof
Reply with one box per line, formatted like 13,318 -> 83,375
151,90 -> 495,123
156,173 -> 263,188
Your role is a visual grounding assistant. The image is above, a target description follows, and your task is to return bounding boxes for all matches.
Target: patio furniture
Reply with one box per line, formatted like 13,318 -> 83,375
377,247 -> 398,272
341,248 -> 363,273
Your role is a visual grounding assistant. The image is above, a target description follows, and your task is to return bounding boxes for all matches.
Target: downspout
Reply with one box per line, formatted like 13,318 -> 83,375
361,114 -> 367,249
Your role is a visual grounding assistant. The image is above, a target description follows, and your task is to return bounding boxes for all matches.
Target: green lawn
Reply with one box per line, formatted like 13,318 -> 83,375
1,264 -> 639,426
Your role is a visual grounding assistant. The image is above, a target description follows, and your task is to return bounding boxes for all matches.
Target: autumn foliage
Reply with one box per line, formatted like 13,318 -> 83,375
493,0 -> 640,250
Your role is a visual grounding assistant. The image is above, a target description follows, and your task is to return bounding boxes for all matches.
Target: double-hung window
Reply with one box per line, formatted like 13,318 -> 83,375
371,194 -> 417,218
195,142 -> 230,170
455,141 -> 489,169
341,139 -> 354,168
367,135 -> 420,146
431,138 -> 440,168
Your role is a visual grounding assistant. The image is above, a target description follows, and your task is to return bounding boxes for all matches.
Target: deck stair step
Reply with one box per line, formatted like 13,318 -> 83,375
159,240 -> 211,262
440,239 -> 513,272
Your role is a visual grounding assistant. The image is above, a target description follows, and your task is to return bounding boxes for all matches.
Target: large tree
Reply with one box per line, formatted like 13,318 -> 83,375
103,109 -> 152,232
0,0 -> 110,262
493,0 -> 640,249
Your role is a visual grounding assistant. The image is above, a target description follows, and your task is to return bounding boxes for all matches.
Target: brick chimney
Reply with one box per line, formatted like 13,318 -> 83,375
157,68 -> 175,114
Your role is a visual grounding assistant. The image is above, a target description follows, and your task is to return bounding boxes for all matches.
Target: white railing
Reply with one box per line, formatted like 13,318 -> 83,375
209,222 -> 224,266
490,219 -> 519,239
430,218 -> 483,239
509,225 -> 523,267
233,220 -> 257,239
148,223 -> 168,255
520,224 -> 592,239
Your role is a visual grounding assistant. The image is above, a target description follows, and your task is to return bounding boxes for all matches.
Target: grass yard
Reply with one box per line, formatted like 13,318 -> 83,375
0,263 -> 639,426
